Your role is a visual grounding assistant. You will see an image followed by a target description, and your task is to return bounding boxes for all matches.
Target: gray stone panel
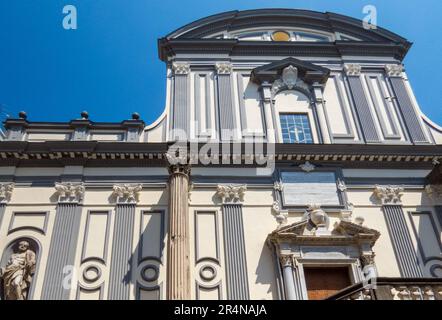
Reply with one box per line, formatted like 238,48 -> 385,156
41,204 -> 82,299
347,76 -> 380,143
0,204 -> 5,232
389,77 -> 428,143
383,205 -> 423,277
217,74 -> 236,141
222,204 -> 249,299
108,204 -> 135,300
173,74 -> 190,138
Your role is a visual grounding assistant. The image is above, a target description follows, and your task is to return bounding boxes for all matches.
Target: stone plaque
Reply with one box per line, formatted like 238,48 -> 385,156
281,171 -> 340,206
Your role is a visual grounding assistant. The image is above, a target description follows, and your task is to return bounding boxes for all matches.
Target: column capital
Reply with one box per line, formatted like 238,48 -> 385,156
216,184 -> 247,204
279,254 -> 294,267
425,184 -> 442,199
0,182 -> 15,203
172,62 -> 190,75
54,182 -> 85,203
360,253 -> 376,267
385,64 -> 404,78
166,153 -> 191,176
215,62 -> 232,75
373,185 -> 404,205
112,184 -> 142,204
344,63 -> 362,77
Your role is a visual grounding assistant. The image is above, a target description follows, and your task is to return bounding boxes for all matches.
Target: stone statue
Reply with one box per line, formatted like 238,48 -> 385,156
0,240 -> 36,300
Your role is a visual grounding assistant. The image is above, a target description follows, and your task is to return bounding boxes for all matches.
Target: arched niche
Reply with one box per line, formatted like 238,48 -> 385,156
0,237 -> 40,300
273,90 -> 319,143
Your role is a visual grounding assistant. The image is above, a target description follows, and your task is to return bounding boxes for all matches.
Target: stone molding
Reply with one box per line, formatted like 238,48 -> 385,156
279,254 -> 293,267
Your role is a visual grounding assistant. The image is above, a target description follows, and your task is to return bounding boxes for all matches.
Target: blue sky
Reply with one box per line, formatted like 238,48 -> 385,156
0,0 -> 441,126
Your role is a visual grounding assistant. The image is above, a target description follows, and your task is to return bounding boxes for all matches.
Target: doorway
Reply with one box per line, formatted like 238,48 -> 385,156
304,266 -> 352,300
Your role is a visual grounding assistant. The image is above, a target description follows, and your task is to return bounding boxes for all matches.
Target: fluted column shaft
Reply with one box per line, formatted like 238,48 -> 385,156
167,165 -> 190,299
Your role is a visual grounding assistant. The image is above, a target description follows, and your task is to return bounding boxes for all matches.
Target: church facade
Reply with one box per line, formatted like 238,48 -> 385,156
1,9 -> 442,300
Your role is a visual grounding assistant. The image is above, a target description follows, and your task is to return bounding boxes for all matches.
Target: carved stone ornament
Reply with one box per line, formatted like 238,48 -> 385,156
281,65 -> 298,89
0,240 -> 36,300
344,64 -> 362,76
373,185 -> 404,205
425,184 -> 442,199
385,64 -> 404,78
271,65 -> 310,97
337,180 -> 347,192
272,201 -> 288,227
299,161 -> 315,172
172,62 -> 190,75
216,184 -> 247,204
308,204 -> 328,228
112,184 -> 142,204
215,62 -> 232,75
54,182 -> 85,203
0,183 -> 14,203
273,181 -> 284,192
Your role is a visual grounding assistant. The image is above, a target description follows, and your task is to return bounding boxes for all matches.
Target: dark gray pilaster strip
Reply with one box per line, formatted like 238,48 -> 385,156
435,206 -> 442,229
108,204 -> 135,300
42,204 -> 82,299
383,205 -> 423,277
0,203 -> 6,232
222,204 -> 249,300
172,73 -> 190,138
389,77 -> 428,143
346,76 -> 380,143
217,74 -> 236,141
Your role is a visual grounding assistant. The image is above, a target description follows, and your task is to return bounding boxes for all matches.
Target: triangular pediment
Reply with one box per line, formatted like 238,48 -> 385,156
250,57 -> 330,84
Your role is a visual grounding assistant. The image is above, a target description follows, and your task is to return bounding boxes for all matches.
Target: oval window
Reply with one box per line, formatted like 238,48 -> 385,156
271,31 -> 291,41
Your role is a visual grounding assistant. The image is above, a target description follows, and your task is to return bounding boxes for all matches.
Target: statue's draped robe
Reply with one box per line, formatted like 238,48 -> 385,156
3,250 -> 36,300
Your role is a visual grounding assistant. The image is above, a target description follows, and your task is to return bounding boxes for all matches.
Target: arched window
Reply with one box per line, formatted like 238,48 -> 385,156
274,90 -> 318,144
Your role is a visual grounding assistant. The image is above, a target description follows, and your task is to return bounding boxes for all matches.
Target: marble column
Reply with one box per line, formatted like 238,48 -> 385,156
166,161 -> 191,300
280,254 -> 297,300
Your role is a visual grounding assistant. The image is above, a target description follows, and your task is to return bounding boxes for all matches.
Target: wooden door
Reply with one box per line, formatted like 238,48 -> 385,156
304,267 -> 352,300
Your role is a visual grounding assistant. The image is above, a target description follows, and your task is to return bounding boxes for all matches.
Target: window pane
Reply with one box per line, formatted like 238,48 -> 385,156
279,114 -> 313,144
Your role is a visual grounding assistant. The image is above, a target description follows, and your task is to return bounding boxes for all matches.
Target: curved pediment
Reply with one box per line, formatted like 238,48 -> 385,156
164,9 -> 410,45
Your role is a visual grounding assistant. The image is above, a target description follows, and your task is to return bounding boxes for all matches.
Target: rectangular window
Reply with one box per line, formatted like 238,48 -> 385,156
280,114 -> 313,144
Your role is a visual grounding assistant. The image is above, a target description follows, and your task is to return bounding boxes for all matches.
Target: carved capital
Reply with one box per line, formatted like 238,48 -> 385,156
112,184 -> 142,204
172,62 -> 190,75
215,62 -> 232,75
373,185 -> 404,205
165,152 -> 191,176
385,64 -> 404,78
344,64 -> 362,76
279,254 -> 293,267
216,184 -> 246,204
0,183 -> 14,203
360,253 -> 376,267
425,184 -> 442,199
54,182 -> 85,203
